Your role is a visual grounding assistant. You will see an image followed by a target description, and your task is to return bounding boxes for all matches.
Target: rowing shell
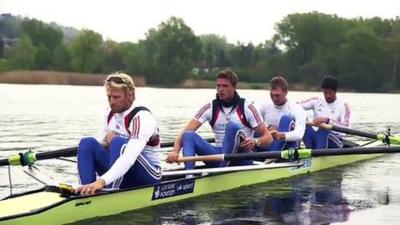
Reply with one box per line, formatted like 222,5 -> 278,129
0,141 -> 392,225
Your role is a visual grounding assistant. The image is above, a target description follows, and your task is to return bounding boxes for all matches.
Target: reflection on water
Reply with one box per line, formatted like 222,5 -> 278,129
0,84 -> 400,224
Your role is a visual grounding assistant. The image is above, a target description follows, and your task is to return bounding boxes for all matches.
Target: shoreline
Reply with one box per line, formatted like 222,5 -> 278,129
0,70 -> 317,91
1,70 -> 398,93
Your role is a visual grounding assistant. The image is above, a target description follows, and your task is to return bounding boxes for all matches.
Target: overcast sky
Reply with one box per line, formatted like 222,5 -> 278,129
1,0 -> 399,45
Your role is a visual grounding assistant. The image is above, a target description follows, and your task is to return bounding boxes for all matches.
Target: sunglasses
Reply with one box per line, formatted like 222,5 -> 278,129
106,76 -> 128,85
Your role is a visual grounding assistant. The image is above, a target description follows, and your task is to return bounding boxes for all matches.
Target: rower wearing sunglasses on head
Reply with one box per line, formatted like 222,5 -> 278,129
75,72 -> 161,195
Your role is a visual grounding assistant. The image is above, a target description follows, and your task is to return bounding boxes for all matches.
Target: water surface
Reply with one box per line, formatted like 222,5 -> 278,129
0,84 -> 399,224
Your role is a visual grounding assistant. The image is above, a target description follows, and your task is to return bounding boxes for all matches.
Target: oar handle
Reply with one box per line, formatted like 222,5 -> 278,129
161,137 -> 215,148
308,122 -> 400,145
307,122 -> 378,139
330,125 -> 378,139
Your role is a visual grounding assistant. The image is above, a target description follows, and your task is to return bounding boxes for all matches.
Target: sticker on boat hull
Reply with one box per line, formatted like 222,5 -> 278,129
152,179 -> 195,200
290,158 -> 312,171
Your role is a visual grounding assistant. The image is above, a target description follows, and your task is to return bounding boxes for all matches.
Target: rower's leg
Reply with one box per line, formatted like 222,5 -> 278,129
268,115 -> 297,151
104,137 -> 161,188
106,137 -> 128,188
315,129 -> 343,149
77,137 -> 109,185
118,154 -> 162,188
182,131 -> 220,170
303,125 -> 316,149
221,121 -> 252,166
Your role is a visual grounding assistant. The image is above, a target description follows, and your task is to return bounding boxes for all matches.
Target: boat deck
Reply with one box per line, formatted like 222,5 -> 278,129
0,191 -> 64,218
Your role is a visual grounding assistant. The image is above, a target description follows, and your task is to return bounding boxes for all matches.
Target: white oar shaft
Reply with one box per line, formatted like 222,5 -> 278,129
177,154 -> 225,162
162,162 -> 304,176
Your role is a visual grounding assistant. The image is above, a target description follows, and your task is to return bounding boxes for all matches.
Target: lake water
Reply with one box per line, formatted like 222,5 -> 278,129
0,83 -> 399,224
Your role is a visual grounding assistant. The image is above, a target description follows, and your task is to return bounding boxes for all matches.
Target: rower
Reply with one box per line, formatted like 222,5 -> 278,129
75,72 -> 161,195
166,69 -> 272,169
299,76 -> 351,149
258,76 -> 306,151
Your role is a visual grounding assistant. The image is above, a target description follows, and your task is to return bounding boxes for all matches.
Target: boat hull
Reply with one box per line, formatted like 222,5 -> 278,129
0,150 -> 384,225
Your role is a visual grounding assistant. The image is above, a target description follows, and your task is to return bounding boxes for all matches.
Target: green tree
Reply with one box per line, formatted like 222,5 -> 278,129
275,12 -> 351,83
275,12 -> 326,65
362,17 -> 392,38
51,44 -> 71,71
144,17 -> 202,85
21,19 -> 63,49
338,27 -> 388,91
20,18 -> 63,69
199,34 -> 229,70
70,29 -> 103,73
101,40 -> 125,73
119,41 -> 148,76
6,35 -> 36,69
387,18 -> 400,88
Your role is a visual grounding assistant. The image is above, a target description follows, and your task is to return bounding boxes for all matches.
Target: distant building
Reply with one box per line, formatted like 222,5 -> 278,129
2,37 -> 18,48
0,13 -> 12,19
0,13 -> 19,48
0,36 -> 3,58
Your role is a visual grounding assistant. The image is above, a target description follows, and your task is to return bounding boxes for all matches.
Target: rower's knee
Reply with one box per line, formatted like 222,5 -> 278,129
226,121 -> 242,131
316,128 -> 329,137
182,131 -> 197,141
109,136 -> 128,150
78,137 -> 98,152
278,115 -> 294,132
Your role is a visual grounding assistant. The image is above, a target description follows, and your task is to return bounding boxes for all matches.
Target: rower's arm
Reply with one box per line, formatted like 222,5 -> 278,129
172,119 -> 202,154
284,104 -> 307,141
167,102 -> 211,163
298,97 -> 317,110
100,112 -> 156,185
330,102 -> 351,128
254,123 -> 273,148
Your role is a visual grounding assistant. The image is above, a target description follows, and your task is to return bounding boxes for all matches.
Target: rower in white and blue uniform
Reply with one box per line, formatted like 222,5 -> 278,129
166,69 -> 273,169
258,76 -> 307,151
75,72 -> 161,195
300,76 -> 351,149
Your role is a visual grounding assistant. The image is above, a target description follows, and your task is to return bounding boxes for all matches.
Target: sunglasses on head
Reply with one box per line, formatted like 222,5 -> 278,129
106,76 -> 127,84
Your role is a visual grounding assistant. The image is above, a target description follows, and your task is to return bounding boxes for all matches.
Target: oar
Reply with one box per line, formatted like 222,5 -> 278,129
176,146 -> 400,162
308,122 -> 400,145
0,137 -> 215,167
0,147 -> 78,167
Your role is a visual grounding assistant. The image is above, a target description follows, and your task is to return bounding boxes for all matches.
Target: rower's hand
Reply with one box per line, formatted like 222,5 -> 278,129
103,131 -> 117,148
166,151 -> 180,164
313,117 -> 329,125
271,130 -> 285,140
268,125 -> 278,131
240,137 -> 256,151
75,179 -> 106,195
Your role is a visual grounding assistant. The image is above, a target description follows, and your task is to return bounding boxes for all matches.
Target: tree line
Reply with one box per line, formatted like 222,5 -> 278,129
0,12 -> 399,91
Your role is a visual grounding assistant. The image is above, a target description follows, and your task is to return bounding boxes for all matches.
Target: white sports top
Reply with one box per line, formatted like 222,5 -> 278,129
97,102 -> 161,185
259,100 -> 306,141
299,97 -> 351,128
194,100 -> 263,147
